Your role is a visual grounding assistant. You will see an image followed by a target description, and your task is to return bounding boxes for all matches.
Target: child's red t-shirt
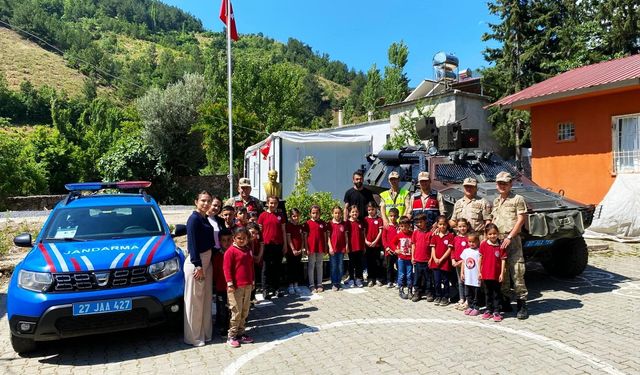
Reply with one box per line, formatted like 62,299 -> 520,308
382,224 -> 399,254
306,219 -> 327,254
347,220 -> 365,252
286,222 -> 305,254
392,230 -> 413,260
257,211 -> 285,245
479,240 -> 506,281
429,232 -> 454,271
251,238 -> 263,267
329,220 -> 348,253
212,250 -> 226,293
452,235 -> 469,261
411,229 -> 432,263
364,216 -> 383,246
223,244 -> 255,287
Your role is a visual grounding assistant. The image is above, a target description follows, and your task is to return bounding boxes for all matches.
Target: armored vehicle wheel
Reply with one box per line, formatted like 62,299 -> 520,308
11,334 -> 37,354
541,237 -> 588,277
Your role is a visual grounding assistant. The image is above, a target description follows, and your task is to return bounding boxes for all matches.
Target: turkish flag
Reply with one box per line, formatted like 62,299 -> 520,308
219,0 -> 239,41
260,139 -> 271,160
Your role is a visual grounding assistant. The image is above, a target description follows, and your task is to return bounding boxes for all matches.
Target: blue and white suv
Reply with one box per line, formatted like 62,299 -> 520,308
7,182 -> 186,353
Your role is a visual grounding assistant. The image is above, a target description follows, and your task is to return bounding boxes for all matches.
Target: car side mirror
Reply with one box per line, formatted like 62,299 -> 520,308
14,233 -> 33,248
172,224 -> 187,238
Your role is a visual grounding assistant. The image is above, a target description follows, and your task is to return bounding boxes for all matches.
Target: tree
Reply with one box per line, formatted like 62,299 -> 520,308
137,73 -> 206,176
0,133 -> 48,207
382,41 -> 410,105
194,101 -> 262,174
362,64 -> 382,114
285,156 -> 340,222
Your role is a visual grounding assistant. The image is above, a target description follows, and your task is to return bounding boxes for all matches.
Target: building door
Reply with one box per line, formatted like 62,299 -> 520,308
613,115 -> 640,173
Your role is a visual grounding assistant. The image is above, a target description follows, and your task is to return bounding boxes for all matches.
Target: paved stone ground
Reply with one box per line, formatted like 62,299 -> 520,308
1,244 -> 639,375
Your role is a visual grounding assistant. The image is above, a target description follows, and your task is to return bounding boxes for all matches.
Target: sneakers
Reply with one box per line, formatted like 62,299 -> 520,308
288,286 -> 295,295
386,282 -> 394,288
332,285 -> 339,291
227,336 -> 240,348
194,341 -> 205,347
481,312 -> 492,320
468,309 -> 480,316
492,313 -> 503,322
399,287 -> 408,300
368,280 -> 375,287
458,301 -> 469,311
310,285 -> 317,294
376,280 -> 384,287
411,292 -> 421,302
316,286 -> 324,293
439,298 -> 450,307
426,294 -> 435,302
355,279 -> 363,288
345,280 -> 355,288
239,334 -> 254,344
464,308 -> 472,315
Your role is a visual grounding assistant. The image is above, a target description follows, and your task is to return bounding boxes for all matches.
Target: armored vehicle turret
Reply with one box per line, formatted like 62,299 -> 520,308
363,120 -> 595,277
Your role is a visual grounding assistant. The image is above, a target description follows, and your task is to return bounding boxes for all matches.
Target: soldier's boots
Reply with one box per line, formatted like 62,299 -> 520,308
501,296 -> 514,313
411,291 -> 421,302
516,299 -> 528,320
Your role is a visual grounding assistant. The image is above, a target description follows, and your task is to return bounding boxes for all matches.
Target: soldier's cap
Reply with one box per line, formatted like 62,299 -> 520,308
418,171 -> 430,181
495,171 -> 512,183
463,177 -> 477,187
388,171 -> 400,179
239,177 -> 251,187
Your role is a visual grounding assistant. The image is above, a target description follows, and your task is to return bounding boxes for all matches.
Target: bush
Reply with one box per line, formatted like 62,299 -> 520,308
0,132 -> 48,208
285,156 -> 340,222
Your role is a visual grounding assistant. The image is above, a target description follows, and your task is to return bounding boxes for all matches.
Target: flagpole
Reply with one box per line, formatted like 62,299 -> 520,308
226,0 -> 234,198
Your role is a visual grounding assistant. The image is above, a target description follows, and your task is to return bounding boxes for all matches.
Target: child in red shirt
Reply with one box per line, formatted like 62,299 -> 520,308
257,196 -> 286,299
479,223 -> 507,322
246,223 -> 263,304
346,206 -> 365,288
382,207 -> 400,288
220,206 -> 236,231
213,229 -> 233,336
223,227 -> 255,348
364,202 -> 384,287
328,206 -> 348,291
452,218 -> 470,310
306,205 -> 327,293
411,213 -> 432,302
392,216 -> 413,299
235,207 -> 249,228
285,208 -> 305,295
430,215 -> 454,306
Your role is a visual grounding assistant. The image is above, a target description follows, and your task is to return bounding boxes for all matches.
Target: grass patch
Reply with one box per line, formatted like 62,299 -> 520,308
0,220 -> 41,258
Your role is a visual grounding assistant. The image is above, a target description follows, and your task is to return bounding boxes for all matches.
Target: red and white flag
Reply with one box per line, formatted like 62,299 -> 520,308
219,0 -> 239,41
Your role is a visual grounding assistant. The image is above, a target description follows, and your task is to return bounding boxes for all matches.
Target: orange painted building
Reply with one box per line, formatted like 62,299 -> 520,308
493,54 -> 640,205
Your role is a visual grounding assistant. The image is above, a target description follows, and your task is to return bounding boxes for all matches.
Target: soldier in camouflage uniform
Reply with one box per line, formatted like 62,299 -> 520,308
491,171 -> 528,320
449,177 -> 491,234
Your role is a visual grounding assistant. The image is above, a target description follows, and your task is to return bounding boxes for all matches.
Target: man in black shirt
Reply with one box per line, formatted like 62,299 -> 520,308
343,170 -> 376,221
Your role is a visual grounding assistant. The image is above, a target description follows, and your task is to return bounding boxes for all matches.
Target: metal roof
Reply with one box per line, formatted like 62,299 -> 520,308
491,54 -> 640,109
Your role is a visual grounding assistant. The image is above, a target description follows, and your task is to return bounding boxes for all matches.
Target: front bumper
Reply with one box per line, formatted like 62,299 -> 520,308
9,296 -> 183,341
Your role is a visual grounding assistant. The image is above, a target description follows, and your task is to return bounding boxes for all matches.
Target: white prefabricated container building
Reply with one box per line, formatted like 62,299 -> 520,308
244,131 -> 372,201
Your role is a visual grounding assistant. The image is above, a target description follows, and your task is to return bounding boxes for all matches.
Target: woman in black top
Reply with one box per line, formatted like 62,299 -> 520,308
184,191 -> 215,347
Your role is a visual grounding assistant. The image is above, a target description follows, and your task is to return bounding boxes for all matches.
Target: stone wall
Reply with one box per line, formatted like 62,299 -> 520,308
175,175 -> 240,200
5,195 -> 67,211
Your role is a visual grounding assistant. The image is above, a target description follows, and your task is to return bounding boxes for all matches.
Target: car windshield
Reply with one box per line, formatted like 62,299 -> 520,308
43,205 -> 165,241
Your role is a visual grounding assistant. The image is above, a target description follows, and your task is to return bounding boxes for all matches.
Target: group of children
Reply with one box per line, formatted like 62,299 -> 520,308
214,196 -> 510,348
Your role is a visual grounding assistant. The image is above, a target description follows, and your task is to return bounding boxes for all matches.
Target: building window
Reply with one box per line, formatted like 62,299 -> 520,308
612,114 -> 640,173
557,122 -> 575,141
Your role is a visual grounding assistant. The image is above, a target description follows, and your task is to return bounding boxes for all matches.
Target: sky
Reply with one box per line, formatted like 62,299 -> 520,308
161,0 -> 499,87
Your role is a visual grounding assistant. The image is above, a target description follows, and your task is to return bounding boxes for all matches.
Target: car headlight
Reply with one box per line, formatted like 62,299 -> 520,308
148,257 -> 180,281
18,270 -> 52,292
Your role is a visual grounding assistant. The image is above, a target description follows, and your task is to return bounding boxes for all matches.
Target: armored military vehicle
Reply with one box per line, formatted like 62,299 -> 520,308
363,119 -> 595,277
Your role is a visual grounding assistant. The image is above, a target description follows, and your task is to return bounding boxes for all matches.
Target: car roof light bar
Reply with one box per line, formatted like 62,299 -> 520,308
64,181 -> 152,191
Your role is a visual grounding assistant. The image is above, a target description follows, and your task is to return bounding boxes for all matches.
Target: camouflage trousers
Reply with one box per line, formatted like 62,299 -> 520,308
501,235 -> 528,300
